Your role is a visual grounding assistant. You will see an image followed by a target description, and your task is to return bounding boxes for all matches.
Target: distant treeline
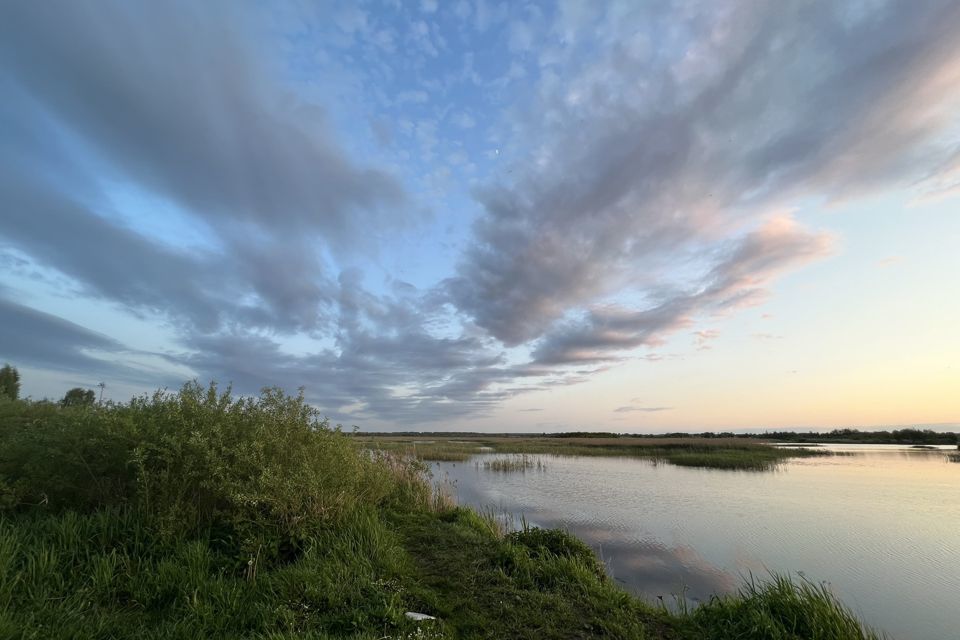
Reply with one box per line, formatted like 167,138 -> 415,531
359,429 -> 959,446
553,429 -> 959,445
761,428 -> 958,445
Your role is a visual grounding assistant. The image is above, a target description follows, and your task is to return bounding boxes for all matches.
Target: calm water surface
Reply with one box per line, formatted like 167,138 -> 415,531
433,445 -> 960,640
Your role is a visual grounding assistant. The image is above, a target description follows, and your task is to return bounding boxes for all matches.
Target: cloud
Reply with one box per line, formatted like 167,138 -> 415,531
527,217 -> 831,367
450,1 -> 960,353
452,112 -> 477,129
0,173 -> 336,335
693,330 -> 721,351
0,296 -> 182,390
0,297 -> 122,374
752,333 -> 784,341
167,270 -> 522,424
334,6 -> 369,35
613,405 -> 672,413
397,90 -> 430,105
508,21 -> 533,53
0,3 -> 406,247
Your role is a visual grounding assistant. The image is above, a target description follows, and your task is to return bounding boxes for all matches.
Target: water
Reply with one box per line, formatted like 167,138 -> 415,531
432,445 -> 960,640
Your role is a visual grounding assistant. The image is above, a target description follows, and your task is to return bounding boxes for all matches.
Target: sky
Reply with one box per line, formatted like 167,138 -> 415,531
1,0 -> 958,432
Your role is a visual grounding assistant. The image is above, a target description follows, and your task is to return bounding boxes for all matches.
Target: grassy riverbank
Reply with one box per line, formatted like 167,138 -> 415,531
0,386 -> 880,639
355,435 -> 834,471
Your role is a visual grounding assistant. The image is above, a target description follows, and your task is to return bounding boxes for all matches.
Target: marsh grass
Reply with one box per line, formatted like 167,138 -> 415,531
361,440 -> 480,462
948,452 -> 960,463
690,574 -> 882,640
364,435 -> 837,470
477,454 -> 546,472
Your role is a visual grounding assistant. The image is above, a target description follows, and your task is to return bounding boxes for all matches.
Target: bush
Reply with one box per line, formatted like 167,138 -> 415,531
61,387 -> 96,407
0,364 -> 19,400
0,383 -> 413,565
0,399 -> 137,509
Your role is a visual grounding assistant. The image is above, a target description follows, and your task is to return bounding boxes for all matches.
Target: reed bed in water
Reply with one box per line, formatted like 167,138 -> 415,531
358,439 -> 482,461
359,434 -> 837,470
477,454 -> 547,472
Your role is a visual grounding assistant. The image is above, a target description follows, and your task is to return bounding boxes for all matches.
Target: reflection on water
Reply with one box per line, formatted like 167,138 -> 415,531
433,446 -> 960,640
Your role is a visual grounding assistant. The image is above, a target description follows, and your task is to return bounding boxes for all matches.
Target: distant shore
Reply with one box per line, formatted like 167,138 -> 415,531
357,427 -> 960,447
354,434 -> 840,471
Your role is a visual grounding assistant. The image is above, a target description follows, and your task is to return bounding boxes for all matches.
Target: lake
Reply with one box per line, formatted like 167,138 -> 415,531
432,445 -> 960,640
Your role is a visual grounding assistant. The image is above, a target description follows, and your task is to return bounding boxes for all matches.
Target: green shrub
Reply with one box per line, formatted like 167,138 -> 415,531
0,383 -> 415,565
0,364 -> 19,401
61,387 -> 96,407
0,399 -> 138,509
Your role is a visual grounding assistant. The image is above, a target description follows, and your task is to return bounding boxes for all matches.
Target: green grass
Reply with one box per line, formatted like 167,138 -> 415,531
0,387 -> 881,639
359,436 -> 836,471
477,455 -> 546,472
365,441 -> 482,462
689,574 -> 882,640
0,508 -> 422,639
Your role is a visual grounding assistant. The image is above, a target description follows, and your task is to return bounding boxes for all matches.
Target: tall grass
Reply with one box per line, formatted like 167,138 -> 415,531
363,435 -> 837,470
477,454 -> 547,472
690,574 -> 882,640
360,440 -> 480,462
0,507 -> 423,638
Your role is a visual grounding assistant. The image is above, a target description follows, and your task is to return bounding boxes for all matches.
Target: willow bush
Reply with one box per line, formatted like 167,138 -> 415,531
0,383 -> 418,565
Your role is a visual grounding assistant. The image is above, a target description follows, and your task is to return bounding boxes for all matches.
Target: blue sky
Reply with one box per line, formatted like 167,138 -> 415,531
1,0 -> 958,431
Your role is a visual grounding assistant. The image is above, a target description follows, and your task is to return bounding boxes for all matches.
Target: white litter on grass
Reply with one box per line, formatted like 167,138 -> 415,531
404,612 -> 436,621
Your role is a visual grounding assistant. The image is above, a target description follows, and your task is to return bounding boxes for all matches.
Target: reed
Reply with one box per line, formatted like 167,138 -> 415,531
363,435 -> 837,470
477,454 -> 547,472
690,573 -> 882,640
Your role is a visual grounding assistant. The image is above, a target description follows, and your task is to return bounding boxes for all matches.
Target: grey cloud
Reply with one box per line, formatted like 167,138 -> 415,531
0,297 -> 181,391
1,174 -> 224,331
0,297 -> 121,374
451,1 -> 960,348
0,172 -> 336,335
175,275 -> 515,424
0,2 -> 410,335
0,2 -> 405,244
530,217 -> 831,366
0,290 -> 201,397
0,1 -> 408,338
